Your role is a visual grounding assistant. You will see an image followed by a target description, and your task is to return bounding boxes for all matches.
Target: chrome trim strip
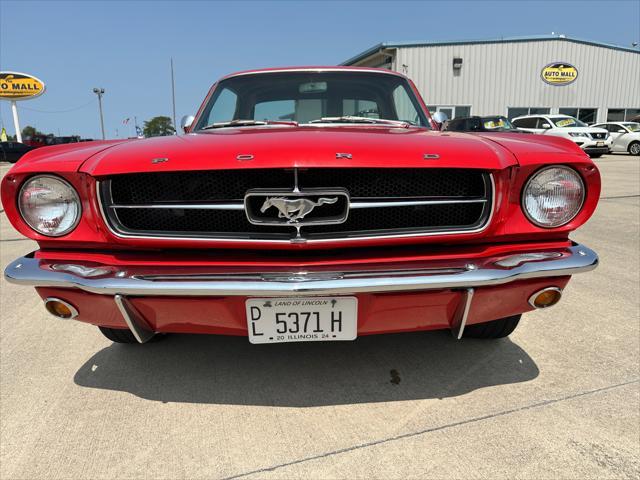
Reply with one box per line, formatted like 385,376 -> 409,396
114,294 -> 156,343
108,198 -> 487,211
350,198 -> 487,209
4,244 -> 597,297
528,286 -> 563,309
109,203 -> 246,210
96,174 -> 495,244
43,297 -> 79,319
137,266 -> 471,282
225,68 -> 407,78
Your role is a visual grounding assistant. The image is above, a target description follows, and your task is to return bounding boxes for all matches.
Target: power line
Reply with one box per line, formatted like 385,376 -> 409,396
17,98 -> 96,114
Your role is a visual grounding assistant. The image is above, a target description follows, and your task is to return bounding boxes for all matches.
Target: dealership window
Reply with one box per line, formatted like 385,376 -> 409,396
559,108 -> 597,124
607,108 -> 640,121
427,105 -> 471,119
507,107 -> 550,120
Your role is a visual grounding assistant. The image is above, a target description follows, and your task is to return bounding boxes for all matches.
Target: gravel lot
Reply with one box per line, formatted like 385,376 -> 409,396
1,154 -> 638,479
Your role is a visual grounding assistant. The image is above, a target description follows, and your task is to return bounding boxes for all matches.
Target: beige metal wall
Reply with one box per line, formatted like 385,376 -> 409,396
375,39 -> 639,122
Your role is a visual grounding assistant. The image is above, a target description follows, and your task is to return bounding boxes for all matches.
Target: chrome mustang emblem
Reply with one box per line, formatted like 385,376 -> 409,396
260,197 -> 338,222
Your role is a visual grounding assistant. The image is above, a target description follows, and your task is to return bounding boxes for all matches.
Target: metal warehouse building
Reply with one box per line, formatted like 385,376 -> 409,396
341,35 -> 640,124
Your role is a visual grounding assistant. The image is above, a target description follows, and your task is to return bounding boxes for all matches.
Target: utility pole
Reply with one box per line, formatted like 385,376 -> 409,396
170,58 -> 177,134
93,87 -> 106,140
10,101 -> 22,143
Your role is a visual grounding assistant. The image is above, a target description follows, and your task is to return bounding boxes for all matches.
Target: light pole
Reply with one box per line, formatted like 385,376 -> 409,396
170,58 -> 177,134
92,87 -> 105,140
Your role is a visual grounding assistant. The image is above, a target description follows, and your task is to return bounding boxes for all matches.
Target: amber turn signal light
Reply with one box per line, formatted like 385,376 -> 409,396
44,298 -> 78,319
528,287 -> 562,309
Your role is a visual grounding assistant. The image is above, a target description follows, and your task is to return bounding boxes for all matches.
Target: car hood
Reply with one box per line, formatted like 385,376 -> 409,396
79,126 -> 520,176
559,127 -> 608,133
477,131 -> 588,165
8,140 -> 129,174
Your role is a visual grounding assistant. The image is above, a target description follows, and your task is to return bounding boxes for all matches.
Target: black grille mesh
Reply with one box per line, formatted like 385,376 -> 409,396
103,168 -> 491,240
109,168 -> 485,203
114,208 -> 289,237
305,203 -> 486,236
298,168 -> 485,198
111,169 -> 293,203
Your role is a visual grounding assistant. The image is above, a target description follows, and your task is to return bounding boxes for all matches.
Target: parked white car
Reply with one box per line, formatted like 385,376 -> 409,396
512,114 -> 612,158
592,122 -> 640,155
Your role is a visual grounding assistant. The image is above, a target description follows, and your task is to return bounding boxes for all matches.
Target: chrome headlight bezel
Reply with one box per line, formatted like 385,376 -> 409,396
522,165 -> 585,228
18,175 -> 82,237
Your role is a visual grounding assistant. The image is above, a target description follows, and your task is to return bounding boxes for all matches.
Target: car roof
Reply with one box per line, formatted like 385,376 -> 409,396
219,66 -> 408,81
513,114 -> 574,120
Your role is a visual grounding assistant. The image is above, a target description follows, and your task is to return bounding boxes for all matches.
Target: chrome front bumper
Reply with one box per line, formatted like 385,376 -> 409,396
4,244 -> 598,297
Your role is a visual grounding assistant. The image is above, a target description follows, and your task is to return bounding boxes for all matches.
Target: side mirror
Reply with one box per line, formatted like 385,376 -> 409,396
617,129 -> 626,133
541,123 -> 551,129
180,115 -> 195,133
432,111 -> 449,127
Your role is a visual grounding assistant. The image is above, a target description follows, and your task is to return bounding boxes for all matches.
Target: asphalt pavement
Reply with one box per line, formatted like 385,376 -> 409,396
0,154 -> 638,479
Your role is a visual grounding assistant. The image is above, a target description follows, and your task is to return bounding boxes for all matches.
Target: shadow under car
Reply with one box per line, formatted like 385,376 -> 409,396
74,330 -> 539,407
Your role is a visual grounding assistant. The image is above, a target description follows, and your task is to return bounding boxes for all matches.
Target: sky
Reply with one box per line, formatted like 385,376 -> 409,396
1,0 -> 639,139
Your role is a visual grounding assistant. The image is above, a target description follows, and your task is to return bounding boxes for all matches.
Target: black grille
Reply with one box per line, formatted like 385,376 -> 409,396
109,168 -> 486,203
590,132 -> 606,140
110,169 -> 292,203
101,168 -> 492,241
114,208 -> 289,238
298,168 -> 485,198
305,203 -> 486,236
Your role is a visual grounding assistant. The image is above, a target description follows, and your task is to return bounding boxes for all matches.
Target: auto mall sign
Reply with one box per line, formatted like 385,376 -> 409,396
0,71 -> 46,143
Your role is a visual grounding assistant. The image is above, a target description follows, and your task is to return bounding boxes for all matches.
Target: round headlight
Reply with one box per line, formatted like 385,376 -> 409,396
522,166 -> 584,228
18,175 -> 81,236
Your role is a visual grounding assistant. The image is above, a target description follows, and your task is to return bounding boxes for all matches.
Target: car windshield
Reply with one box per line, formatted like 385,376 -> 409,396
550,116 -> 587,128
480,116 -> 516,131
194,71 -> 430,130
622,122 -> 640,132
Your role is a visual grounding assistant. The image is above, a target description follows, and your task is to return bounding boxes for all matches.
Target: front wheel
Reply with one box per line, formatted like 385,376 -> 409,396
628,141 -> 640,156
99,326 -> 164,344
463,314 -> 521,339
588,153 -> 603,158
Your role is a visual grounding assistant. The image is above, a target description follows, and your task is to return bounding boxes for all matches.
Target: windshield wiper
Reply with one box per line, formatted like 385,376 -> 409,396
201,119 -> 298,130
308,116 -> 412,127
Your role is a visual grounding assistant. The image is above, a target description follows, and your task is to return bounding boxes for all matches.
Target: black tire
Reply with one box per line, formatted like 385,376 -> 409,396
98,326 -> 165,344
588,153 -> 603,158
463,314 -> 521,339
628,141 -> 640,156
99,327 -> 139,343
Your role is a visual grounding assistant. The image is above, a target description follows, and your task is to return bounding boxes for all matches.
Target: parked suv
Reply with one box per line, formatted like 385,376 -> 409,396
592,122 -> 640,155
512,114 -> 611,158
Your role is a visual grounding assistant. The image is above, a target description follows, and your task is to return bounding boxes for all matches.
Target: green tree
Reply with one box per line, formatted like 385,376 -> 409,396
142,116 -> 175,137
21,125 -> 43,138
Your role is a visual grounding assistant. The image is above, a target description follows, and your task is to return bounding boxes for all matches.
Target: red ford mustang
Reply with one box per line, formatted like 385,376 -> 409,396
2,67 -> 599,345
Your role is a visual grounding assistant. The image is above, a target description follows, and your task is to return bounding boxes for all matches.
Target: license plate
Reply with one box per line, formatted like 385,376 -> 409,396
596,141 -> 604,146
246,297 -> 358,344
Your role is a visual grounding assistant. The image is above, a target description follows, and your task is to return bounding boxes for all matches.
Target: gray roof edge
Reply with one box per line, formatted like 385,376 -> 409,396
341,35 -> 640,65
